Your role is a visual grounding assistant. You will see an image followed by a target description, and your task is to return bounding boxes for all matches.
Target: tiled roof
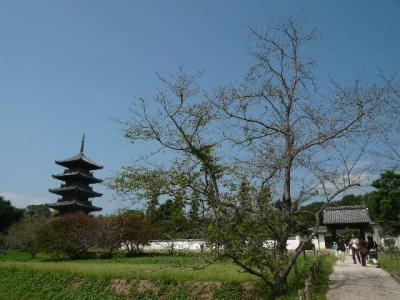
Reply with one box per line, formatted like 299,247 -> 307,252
55,153 -> 103,170
46,200 -> 102,211
49,185 -> 103,198
323,205 -> 371,225
52,171 -> 102,183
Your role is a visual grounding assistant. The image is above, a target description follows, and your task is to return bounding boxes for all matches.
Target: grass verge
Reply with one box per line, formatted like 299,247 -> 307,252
378,251 -> 400,281
277,254 -> 337,300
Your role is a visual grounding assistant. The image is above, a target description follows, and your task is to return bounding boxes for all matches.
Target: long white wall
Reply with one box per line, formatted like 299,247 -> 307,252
139,236 -> 320,253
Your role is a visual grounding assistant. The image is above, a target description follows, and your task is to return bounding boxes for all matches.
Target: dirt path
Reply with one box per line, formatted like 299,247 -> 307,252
326,253 -> 400,300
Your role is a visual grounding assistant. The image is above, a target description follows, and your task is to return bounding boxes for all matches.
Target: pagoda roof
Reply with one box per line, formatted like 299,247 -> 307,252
55,152 -> 103,170
46,200 -> 102,212
49,185 -> 103,198
52,171 -> 102,183
323,205 -> 371,225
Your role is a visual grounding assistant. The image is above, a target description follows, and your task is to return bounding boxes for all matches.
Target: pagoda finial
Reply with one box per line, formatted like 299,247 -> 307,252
80,134 -> 85,153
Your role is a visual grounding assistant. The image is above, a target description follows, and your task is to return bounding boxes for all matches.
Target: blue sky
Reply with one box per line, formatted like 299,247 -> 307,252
0,0 -> 399,213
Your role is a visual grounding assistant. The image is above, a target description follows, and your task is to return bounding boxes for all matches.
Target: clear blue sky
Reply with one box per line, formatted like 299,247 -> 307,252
0,0 -> 399,213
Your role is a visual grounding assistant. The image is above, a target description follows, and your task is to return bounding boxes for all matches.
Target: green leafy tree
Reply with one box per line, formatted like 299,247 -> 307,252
146,192 -> 159,224
24,204 -> 51,218
0,196 -> 23,233
332,194 -> 364,207
366,171 -> 400,234
295,201 -> 325,235
188,191 -> 203,238
154,197 -> 189,239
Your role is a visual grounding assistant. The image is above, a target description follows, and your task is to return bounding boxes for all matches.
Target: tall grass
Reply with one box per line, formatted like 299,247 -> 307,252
378,251 -> 400,278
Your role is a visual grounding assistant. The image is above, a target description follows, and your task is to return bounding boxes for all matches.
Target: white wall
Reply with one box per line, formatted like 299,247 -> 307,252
138,236 -> 320,253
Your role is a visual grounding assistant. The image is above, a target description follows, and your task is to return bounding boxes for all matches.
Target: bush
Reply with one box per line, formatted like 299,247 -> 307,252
384,238 -> 396,251
304,240 -> 315,250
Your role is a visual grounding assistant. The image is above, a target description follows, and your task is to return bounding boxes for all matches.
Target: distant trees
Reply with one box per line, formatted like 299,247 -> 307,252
332,195 -> 364,207
24,205 -> 51,218
4,209 -> 155,259
0,196 -> 23,234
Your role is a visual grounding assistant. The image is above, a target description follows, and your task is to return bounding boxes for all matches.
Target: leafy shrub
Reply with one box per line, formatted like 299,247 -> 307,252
304,240 -> 315,250
384,238 -> 396,251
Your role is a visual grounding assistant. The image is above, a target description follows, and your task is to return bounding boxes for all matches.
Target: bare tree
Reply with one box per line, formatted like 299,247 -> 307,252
109,17 -> 398,295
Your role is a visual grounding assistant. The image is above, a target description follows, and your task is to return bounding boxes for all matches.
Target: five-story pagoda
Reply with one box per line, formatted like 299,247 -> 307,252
46,135 -> 103,214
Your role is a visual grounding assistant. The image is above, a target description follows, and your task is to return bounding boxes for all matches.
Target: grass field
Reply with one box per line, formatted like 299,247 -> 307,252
0,250 -> 336,299
0,251 -> 254,282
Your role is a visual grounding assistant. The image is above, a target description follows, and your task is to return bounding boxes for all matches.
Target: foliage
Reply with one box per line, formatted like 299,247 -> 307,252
41,212 -> 94,259
5,215 -> 52,258
116,211 -> 153,256
383,238 -> 396,250
278,254 -> 337,300
89,215 -> 121,258
295,202 -> 325,235
338,228 -> 356,242
3,209 -> 154,259
0,196 -> 23,234
24,204 -> 51,218
366,171 -> 400,234
331,194 -> 364,207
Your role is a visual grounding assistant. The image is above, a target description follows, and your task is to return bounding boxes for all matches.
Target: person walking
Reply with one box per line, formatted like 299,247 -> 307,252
349,234 -> 361,264
337,235 -> 346,263
359,238 -> 368,266
332,241 -> 337,256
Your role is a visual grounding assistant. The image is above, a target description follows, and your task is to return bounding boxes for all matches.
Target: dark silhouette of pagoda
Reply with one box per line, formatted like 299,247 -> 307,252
46,135 -> 103,214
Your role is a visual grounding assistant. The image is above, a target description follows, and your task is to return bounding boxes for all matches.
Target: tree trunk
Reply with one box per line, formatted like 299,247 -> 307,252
273,275 -> 288,296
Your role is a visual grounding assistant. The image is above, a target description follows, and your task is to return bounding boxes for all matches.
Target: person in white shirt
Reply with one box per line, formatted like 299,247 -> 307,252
349,234 -> 361,264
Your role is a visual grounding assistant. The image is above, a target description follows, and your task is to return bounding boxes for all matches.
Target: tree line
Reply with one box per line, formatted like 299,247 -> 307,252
0,193 -> 206,258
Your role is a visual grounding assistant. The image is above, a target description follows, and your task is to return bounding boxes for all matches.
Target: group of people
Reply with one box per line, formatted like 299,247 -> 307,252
332,234 -> 378,266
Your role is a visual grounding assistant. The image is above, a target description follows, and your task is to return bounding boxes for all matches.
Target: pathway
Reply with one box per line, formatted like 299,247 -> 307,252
326,254 -> 400,300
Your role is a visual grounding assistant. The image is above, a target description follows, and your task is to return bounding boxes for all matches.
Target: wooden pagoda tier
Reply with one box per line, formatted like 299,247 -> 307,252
46,136 -> 103,214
